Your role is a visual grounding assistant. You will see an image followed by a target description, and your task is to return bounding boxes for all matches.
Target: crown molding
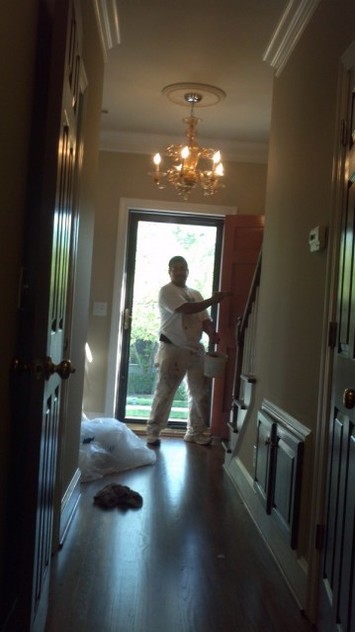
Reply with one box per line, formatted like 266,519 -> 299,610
92,0 -> 120,62
263,0 -> 322,77
99,130 -> 269,164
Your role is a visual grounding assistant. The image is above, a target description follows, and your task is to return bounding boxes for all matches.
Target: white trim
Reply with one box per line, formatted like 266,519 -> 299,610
60,468 -> 81,513
92,0 -> 120,62
104,198 -> 237,416
261,399 -> 311,441
59,468 -> 81,544
263,0 -> 322,77
79,60 -> 88,94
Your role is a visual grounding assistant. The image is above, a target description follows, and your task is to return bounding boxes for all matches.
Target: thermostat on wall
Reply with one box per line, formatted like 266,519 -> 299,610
309,225 -> 327,252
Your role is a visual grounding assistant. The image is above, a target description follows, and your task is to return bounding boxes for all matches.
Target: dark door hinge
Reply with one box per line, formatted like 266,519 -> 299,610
17,266 -> 30,310
315,523 -> 326,550
328,321 -> 337,349
340,119 -> 348,147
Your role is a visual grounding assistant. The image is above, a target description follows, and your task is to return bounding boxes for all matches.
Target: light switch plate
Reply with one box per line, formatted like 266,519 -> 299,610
93,301 -> 107,316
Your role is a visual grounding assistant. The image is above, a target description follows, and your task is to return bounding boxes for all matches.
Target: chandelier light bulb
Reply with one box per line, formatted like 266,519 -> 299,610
153,153 -> 161,167
148,152 -> 167,189
181,146 -> 190,160
213,151 -> 221,164
215,162 -> 224,176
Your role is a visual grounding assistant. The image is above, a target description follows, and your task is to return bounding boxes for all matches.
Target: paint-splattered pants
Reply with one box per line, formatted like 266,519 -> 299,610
147,342 -> 209,440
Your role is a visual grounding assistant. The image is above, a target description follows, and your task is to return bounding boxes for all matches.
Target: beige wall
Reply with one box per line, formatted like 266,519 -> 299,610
83,151 -> 268,415
233,0 -> 355,610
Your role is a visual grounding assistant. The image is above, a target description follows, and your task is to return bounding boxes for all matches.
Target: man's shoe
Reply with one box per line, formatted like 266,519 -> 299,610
184,432 -> 212,446
147,438 -> 161,447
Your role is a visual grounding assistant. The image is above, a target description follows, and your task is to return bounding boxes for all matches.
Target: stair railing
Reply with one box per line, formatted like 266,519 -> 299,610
230,250 -> 262,433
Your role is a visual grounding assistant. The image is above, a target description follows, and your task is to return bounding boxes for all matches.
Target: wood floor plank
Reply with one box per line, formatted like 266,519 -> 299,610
46,438 -> 314,632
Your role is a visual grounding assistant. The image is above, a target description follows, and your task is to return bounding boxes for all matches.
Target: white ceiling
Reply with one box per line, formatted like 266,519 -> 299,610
97,0 -> 293,162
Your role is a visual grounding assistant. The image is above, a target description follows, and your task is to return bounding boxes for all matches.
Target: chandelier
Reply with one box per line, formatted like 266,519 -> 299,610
150,83 -> 226,201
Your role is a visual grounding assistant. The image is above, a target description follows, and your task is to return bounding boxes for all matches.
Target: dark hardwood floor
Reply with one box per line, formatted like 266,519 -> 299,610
46,438 -> 314,632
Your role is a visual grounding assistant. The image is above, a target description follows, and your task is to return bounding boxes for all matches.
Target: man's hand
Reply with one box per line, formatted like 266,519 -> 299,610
203,319 -> 221,344
211,290 -> 232,304
176,290 -> 232,314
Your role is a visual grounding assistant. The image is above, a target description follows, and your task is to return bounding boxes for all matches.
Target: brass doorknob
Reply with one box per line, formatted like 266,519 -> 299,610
343,388 -> 355,409
43,357 -> 76,380
12,356 -> 75,381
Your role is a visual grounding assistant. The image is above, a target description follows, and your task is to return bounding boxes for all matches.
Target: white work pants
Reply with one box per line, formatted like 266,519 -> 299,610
147,342 -> 209,439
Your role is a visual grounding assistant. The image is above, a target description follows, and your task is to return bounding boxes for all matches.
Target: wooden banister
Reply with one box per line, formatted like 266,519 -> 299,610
229,250 -> 262,434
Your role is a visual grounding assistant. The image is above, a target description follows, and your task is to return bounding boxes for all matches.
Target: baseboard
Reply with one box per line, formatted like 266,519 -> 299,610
59,468 -> 81,547
225,456 -> 308,610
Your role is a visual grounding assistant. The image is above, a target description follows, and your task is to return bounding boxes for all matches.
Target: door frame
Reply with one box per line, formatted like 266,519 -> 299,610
105,198 -> 237,417
306,39 -> 355,623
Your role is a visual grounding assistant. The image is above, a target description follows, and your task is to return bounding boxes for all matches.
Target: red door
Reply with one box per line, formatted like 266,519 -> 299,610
7,2 -> 83,630
211,214 -> 264,437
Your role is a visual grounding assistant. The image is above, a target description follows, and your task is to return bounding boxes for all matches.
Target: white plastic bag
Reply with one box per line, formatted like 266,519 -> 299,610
79,417 -> 156,482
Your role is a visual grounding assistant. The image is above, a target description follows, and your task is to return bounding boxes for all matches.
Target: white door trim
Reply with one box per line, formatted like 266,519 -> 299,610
104,197 -> 237,416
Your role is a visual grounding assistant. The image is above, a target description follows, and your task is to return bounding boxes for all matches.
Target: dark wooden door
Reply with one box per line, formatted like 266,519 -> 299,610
318,65 -> 355,632
7,2 -> 82,630
211,214 -> 264,437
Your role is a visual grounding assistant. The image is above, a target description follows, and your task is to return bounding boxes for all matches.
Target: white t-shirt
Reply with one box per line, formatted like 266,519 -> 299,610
158,282 -> 211,350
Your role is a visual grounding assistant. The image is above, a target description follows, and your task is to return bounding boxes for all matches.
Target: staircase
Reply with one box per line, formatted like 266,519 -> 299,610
223,252 -> 262,465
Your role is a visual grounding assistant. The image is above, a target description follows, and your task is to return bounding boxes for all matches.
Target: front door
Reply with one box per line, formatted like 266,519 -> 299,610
318,62 -> 355,632
115,210 -> 224,426
7,2 -> 83,630
211,214 -> 264,437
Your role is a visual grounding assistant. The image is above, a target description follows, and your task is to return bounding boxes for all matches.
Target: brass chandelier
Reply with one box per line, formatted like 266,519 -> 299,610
150,83 -> 226,201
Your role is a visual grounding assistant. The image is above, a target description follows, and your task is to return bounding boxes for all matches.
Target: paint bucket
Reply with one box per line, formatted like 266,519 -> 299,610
203,352 -> 228,378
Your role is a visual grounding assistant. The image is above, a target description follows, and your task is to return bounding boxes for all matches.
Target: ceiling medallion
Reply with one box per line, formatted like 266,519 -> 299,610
149,83 -> 226,201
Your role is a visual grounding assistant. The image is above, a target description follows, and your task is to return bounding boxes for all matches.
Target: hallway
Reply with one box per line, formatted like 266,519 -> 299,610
46,438 -> 314,632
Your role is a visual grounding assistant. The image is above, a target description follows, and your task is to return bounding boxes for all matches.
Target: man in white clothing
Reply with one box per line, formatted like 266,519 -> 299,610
146,256 -> 229,447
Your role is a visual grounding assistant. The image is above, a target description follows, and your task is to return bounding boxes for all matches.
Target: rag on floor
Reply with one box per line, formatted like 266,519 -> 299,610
93,483 -> 143,509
